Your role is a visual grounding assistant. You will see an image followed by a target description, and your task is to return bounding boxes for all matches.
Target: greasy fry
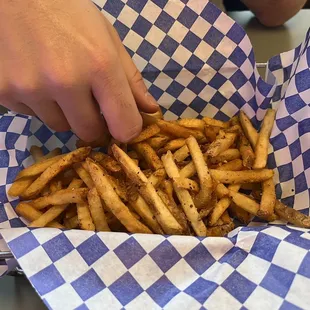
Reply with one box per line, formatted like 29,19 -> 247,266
177,119 -> 205,131
216,159 -> 243,171
210,169 -> 274,184
206,222 -> 234,237
64,215 -> 79,229
141,110 -> 163,127
30,146 -> 44,162
148,168 -> 166,188
173,145 -> 190,163
133,142 -> 163,171
253,109 -> 276,169
147,135 -> 170,150
229,190 -> 260,215
8,176 -> 35,197
209,149 -> 240,164
239,134 -> 255,168
87,158 -> 152,234
74,162 -> 94,189
207,132 -> 237,157
40,148 -> 62,161
162,151 -> 207,236
22,147 -> 91,198
90,151 -> 121,174
258,178 -> 276,218
88,188 -> 110,231
31,188 -> 88,210
204,126 -> 220,142
129,124 -> 160,144
239,110 -> 258,148
186,136 -> 213,209
173,177 -> 199,192
275,200 -> 310,228
203,117 -> 229,129
77,202 -> 95,231
158,139 -> 186,155
229,202 -> 253,224
112,146 -> 183,235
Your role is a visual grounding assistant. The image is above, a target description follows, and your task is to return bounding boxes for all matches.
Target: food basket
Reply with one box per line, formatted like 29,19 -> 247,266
0,1 -> 309,309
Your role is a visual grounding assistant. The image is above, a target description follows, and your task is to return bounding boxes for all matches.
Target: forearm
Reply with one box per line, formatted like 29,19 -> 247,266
242,0 -> 306,27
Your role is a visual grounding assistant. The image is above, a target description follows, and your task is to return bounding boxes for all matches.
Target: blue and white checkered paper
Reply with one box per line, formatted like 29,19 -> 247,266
0,1 -> 309,309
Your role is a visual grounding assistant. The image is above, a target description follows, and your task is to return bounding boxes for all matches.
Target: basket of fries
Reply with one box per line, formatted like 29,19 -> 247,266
1,1 -> 310,309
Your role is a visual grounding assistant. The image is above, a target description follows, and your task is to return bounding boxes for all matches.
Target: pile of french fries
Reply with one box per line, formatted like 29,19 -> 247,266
9,109 -> 310,236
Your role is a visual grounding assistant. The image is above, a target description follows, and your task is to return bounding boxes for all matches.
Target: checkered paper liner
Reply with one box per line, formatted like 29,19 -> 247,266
0,0 -> 309,309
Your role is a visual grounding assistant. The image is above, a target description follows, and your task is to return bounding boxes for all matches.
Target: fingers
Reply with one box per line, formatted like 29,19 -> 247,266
55,87 -> 107,142
105,20 -> 159,114
0,101 -> 35,116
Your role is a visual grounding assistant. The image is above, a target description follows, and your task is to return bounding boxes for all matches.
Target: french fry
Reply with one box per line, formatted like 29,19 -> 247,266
31,188 -> 88,210
87,158 -> 152,234
203,117 -> 229,129
177,119 -> 205,131
162,151 -> 207,236
88,188 -> 110,231
239,110 -> 259,148
220,210 -> 232,225
229,190 -> 260,215
141,110 -> 163,127
77,202 -> 95,231
112,145 -> 183,235
64,215 -> 79,229
74,162 -> 94,189
229,116 -> 239,126
16,154 -> 64,180
204,126 -> 220,142
210,169 -> 274,184
8,176 -> 35,197
229,202 -> 253,224
199,192 -> 217,219
209,149 -> 240,164
275,200 -> 310,228
133,142 -> 163,171
253,109 -> 276,169
208,184 -> 241,226
239,134 -> 255,168
127,151 -> 139,160
148,168 -> 166,188
186,136 -> 213,209
129,124 -> 160,144
22,147 -> 91,198
147,135 -> 170,150
60,169 -> 79,186
173,145 -> 190,163
215,183 -> 230,199
40,148 -> 62,161
179,161 -> 196,179
173,177 -> 199,193
30,146 -> 44,162
107,175 -> 128,202
157,119 -> 205,141
206,222 -> 234,237
65,204 -> 77,219
49,179 -> 62,193
206,132 -> 237,157
158,139 -> 186,155
90,151 -> 122,174
226,124 -> 242,134
258,178 -> 276,218
15,202 -> 64,228
216,159 -> 243,171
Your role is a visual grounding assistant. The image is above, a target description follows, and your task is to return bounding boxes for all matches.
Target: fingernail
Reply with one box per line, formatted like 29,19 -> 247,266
145,92 -> 159,109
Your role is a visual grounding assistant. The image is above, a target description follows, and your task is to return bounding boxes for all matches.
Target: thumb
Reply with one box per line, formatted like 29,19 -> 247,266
105,20 -> 159,114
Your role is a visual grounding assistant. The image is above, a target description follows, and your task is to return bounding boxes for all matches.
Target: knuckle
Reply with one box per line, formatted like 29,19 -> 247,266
11,79 -> 39,96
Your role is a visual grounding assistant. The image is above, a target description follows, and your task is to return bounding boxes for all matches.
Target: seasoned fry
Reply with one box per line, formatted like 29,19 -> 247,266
157,119 -> 205,141
186,136 -> 213,209
229,202 -> 253,224
173,177 -> 199,192
90,151 -> 121,174
65,204 -> 77,219
74,162 -> 94,189
209,149 -> 240,164
112,145 -> 183,235
199,192 -> 217,219
141,110 -> 163,127
206,222 -> 234,237
226,124 -> 242,134
253,109 -> 276,169
258,178 -> 276,218
30,146 -> 44,162
15,202 -> 64,228
22,147 -> 91,198
162,151 -> 207,236
207,132 -> 237,157
209,184 -> 241,226
88,188 -> 110,231
64,215 -> 79,229
275,200 -> 310,228
129,124 -> 160,144
158,139 -> 186,155
31,188 -> 88,210
8,176 -> 35,197
229,190 -> 260,215
133,142 -> 163,171
239,134 -> 255,168
210,169 -> 274,184
179,161 -> 196,179
239,110 -> 259,148
203,117 -> 229,129
204,126 -> 220,142
77,202 -> 95,231
87,158 -> 152,234
40,148 -> 62,161
148,168 -> 166,188
49,179 -> 62,193
173,145 -> 190,163
216,159 -> 243,171
177,119 -> 205,131
147,135 -> 170,150
220,210 -> 232,225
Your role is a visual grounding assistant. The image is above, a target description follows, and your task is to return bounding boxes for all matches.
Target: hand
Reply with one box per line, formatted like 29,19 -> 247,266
0,0 -> 158,142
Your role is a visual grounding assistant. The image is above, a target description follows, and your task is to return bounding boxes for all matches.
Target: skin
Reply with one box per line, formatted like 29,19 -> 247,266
0,0 -> 305,142
0,0 -> 158,143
